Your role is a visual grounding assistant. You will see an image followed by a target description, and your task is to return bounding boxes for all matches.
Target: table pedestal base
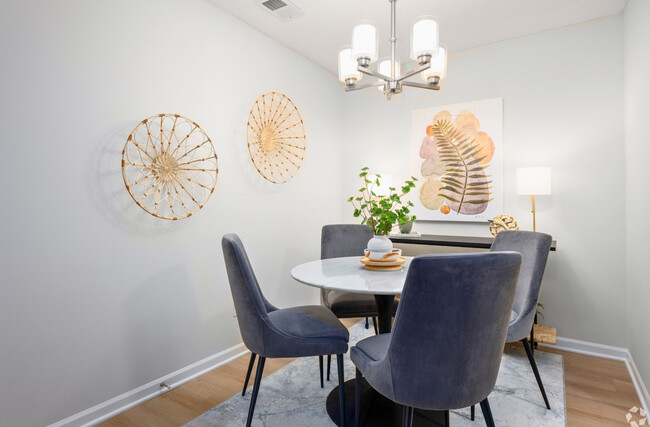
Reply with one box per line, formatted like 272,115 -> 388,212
326,378 -> 447,427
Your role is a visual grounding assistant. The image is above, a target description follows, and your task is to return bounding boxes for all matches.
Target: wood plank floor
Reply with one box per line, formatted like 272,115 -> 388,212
100,319 -> 640,427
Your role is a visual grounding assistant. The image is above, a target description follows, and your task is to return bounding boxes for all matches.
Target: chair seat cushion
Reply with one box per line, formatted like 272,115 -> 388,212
509,309 -> 518,324
354,333 -> 391,362
326,291 -> 399,318
265,305 -> 349,357
350,333 -> 395,402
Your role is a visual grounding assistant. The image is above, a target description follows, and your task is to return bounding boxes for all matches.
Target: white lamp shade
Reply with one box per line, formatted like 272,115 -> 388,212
377,59 -> 400,91
517,167 -> 552,195
338,47 -> 363,83
378,58 -> 401,78
411,17 -> 439,61
351,22 -> 378,63
420,46 -> 447,81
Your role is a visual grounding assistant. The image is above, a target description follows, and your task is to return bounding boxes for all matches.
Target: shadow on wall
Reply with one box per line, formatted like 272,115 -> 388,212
85,120 -> 189,236
122,264 -> 204,383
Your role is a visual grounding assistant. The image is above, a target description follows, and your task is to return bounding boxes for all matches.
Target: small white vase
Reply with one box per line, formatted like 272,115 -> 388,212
367,235 -> 393,253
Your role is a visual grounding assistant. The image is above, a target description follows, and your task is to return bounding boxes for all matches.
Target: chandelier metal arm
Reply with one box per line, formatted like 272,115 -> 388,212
345,81 -> 386,92
395,62 -> 431,83
357,65 -> 392,81
401,81 -> 440,91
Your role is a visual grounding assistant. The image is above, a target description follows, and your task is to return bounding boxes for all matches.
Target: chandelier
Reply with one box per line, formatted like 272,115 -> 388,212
337,0 -> 447,100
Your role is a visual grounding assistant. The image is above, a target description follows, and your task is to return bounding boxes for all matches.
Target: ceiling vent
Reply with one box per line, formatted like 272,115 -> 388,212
256,0 -> 304,21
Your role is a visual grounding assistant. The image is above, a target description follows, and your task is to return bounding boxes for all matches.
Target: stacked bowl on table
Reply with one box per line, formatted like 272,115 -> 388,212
360,248 -> 407,271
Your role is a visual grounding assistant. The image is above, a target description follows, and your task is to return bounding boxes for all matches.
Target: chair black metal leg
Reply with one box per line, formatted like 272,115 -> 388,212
471,404 -> 475,421
365,317 -> 370,329
533,312 -> 539,349
530,325 -> 535,355
402,405 -> 414,427
319,355 -> 324,388
354,368 -> 362,427
242,353 -> 257,396
521,338 -> 551,409
479,398 -> 495,427
372,316 -> 378,335
327,354 -> 331,381
444,410 -> 450,427
246,356 -> 265,427
337,354 -> 346,427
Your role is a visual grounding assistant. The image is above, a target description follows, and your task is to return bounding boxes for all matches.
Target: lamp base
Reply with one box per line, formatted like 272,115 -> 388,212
531,195 -> 536,232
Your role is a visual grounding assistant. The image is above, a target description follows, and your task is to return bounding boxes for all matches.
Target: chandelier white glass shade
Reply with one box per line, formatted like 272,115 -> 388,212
411,17 -> 439,61
338,47 -> 363,84
338,0 -> 447,100
351,22 -> 378,64
421,46 -> 447,81
377,58 -> 401,91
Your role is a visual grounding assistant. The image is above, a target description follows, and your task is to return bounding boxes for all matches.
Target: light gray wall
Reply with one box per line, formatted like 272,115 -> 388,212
624,0 -> 650,393
341,16 -> 627,347
0,1 -> 343,426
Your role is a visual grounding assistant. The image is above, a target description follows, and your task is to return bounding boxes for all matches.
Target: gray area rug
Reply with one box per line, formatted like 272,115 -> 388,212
184,322 -> 566,426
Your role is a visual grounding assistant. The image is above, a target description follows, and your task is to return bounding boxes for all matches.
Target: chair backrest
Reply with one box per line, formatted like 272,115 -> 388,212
320,224 -> 373,306
321,224 -> 373,260
387,252 -> 521,409
222,234 -> 277,355
490,230 -> 552,341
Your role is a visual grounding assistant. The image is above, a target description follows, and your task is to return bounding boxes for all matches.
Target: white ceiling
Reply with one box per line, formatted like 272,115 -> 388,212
208,0 -> 627,75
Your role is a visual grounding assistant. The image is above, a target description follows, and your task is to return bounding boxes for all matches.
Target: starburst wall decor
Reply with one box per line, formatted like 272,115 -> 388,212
246,92 -> 306,183
121,114 -> 218,220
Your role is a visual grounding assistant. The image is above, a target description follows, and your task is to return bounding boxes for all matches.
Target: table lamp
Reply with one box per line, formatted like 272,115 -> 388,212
516,167 -> 552,232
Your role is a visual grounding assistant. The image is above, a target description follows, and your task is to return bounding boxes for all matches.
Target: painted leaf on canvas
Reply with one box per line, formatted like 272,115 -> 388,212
418,110 -> 496,216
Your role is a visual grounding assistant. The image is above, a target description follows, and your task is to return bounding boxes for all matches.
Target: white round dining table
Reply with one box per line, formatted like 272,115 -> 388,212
291,256 -> 413,334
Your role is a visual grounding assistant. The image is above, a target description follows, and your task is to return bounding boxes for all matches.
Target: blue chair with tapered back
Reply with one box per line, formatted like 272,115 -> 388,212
350,252 -> 522,427
222,234 -> 350,427
492,230 -> 553,408
319,224 -> 399,383
468,230 -> 553,420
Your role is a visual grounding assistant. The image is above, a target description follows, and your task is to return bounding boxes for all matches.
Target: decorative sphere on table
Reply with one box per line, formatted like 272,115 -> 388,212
488,214 -> 519,236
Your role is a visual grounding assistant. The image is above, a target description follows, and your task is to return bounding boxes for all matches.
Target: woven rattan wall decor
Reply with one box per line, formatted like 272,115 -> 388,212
121,114 -> 218,220
246,92 -> 306,183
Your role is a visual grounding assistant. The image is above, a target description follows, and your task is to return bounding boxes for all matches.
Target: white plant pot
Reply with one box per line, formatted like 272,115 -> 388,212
367,235 -> 393,253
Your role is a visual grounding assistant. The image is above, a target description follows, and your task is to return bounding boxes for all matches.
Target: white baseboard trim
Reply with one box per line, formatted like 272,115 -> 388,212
47,343 -> 249,427
544,336 -> 629,361
540,336 -> 650,413
625,350 -> 650,415
46,336 -> 650,426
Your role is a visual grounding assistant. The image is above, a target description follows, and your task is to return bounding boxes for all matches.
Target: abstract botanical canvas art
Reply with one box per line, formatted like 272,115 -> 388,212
410,98 -> 503,222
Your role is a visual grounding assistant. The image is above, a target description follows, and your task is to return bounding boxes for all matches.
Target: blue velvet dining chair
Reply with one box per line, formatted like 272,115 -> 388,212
469,231 -> 553,419
319,224 -> 399,384
350,252 -> 522,427
491,230 -> 553,409
222,234 -> 350,427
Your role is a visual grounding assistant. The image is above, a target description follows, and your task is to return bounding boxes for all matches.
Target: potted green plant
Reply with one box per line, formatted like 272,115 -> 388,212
347,167 -> 417,252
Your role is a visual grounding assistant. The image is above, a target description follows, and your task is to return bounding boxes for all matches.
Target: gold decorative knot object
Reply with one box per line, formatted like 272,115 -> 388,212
247,92 -> 306,184
488,214 -> 519,236
121,114 -> 218,220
